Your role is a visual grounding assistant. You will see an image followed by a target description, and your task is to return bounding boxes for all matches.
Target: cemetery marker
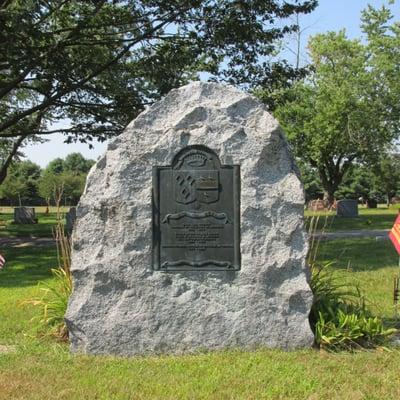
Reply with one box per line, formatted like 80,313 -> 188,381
66,82 -> 314,355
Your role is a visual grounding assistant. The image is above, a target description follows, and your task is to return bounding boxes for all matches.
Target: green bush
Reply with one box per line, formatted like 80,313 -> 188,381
28,266 -> 72,340
310,265 -> 396,349
24,209 -> 72,341
307,215 -> 397,350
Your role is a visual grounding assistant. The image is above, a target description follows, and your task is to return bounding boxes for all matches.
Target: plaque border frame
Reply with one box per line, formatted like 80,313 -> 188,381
152,145 -> 241,272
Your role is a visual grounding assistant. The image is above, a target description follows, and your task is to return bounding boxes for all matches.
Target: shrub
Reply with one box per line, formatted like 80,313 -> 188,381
24,206 -> 72,341
307,215 -> 397,350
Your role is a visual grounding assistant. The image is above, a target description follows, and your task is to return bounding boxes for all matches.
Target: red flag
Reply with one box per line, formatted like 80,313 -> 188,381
389,214 -> 400,255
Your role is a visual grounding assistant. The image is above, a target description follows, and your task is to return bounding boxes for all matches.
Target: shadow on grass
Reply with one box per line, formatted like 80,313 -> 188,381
305,213 -> 397,232
317,238 -> 398,272
0,212 -> 59,238
0,246 -> 57,288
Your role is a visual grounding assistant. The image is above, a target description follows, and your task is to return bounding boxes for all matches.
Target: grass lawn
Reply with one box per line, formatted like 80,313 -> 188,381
0,207 -> 70,238
305,205 -> 400,232
316,238 -> 400,320
0,206 -> 398,238
0,238 -> 400,399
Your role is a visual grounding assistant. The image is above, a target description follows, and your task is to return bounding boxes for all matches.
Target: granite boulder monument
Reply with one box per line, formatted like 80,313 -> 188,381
65,82 -> 314,355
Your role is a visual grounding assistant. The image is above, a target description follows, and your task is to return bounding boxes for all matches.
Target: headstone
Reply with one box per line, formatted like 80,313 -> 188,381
66,82 -> 314,355
391,196 -> 400,205
308,199 -> 327,212
366,199 -> 378,209
14,207 -> 37,224
65,207 -> 77,236
336,199 -> 358,217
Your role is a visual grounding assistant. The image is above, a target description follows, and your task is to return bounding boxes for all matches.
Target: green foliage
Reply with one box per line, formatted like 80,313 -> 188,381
297,160 -> 323,201
0,160 -> 41,204
0,152 -> 92,206
38,171 -> 85,206
27,265 -> 72,341
24,212 -> 72,340
62,153 -> 94,176
372,154 -> 400,204
0,0 -> 317,143
308,215 -> 397,350
310,265 -> 396,349
336,164 -> 376,202
315,310 -> 396,349
272,4 -> 400,204
45,158 -> 64,175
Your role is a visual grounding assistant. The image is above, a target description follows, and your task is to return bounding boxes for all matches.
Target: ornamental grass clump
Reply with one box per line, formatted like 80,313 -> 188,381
307,214 -> 397,350
25,191 -> 72,341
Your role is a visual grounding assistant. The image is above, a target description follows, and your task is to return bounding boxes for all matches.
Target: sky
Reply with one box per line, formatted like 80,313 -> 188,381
24,0 -> 399,167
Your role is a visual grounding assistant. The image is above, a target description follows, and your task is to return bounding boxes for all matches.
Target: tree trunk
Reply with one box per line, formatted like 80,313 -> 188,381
0,135 -> 27,185
323,189 -> 335,208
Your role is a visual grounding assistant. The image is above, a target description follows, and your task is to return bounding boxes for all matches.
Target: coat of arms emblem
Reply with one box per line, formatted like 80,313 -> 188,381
174,171 -> 219,204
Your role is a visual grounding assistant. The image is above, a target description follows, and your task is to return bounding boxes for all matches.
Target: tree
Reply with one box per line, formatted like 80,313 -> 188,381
38,171 -> 86,207
38,153 -> 94,207
296,160 -> 323,202
361,3 -> 400,144
0,160 -> 41,205
372,154 -> 400,206
273,9 -> 400,205
45,158 -> 65,175
38,171 -> 60,209
0,0 -> 317,182
335,165 -> 376,204
63,153 -> 94,176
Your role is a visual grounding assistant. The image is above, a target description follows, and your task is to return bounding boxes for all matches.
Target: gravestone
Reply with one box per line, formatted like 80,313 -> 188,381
391,197 -> 400,205
336,199 -> 358,217
14,207 -> 37,224
308,199 -> 327,212
65,82 -> 314,355
65,207 -> 77,236
366,199 -> 378,209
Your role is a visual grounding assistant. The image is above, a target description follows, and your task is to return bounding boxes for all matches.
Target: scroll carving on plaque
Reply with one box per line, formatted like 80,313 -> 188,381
152,145 -> 240,271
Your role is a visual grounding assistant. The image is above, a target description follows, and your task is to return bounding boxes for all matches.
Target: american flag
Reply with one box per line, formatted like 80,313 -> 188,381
0,254 -> 5,269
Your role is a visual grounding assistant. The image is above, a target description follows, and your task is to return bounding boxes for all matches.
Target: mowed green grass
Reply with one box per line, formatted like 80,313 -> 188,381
305,205 -> 399,232
316,238 -> 400,320
1,238 -> 400,399
0,206 -> 398,238
0,207 -> 69,238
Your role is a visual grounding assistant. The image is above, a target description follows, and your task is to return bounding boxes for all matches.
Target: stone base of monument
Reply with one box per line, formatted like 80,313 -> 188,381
14,207 -> 38,224
65,82 -> 314,356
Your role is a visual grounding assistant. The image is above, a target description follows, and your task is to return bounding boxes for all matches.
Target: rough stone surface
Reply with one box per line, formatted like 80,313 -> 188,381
65,82 -> 314,355
14,207 -> 37,224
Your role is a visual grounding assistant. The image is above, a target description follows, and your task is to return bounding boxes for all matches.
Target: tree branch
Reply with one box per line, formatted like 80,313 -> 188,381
0,135 -> 27,185
0,12 -> 180,136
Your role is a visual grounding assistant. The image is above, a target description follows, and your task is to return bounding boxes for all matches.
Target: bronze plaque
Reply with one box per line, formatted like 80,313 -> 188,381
152,145 -> 240,271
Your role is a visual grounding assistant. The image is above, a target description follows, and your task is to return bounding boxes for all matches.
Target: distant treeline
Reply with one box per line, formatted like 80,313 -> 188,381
300,154 -> 400,206
0,153 -> 94,206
